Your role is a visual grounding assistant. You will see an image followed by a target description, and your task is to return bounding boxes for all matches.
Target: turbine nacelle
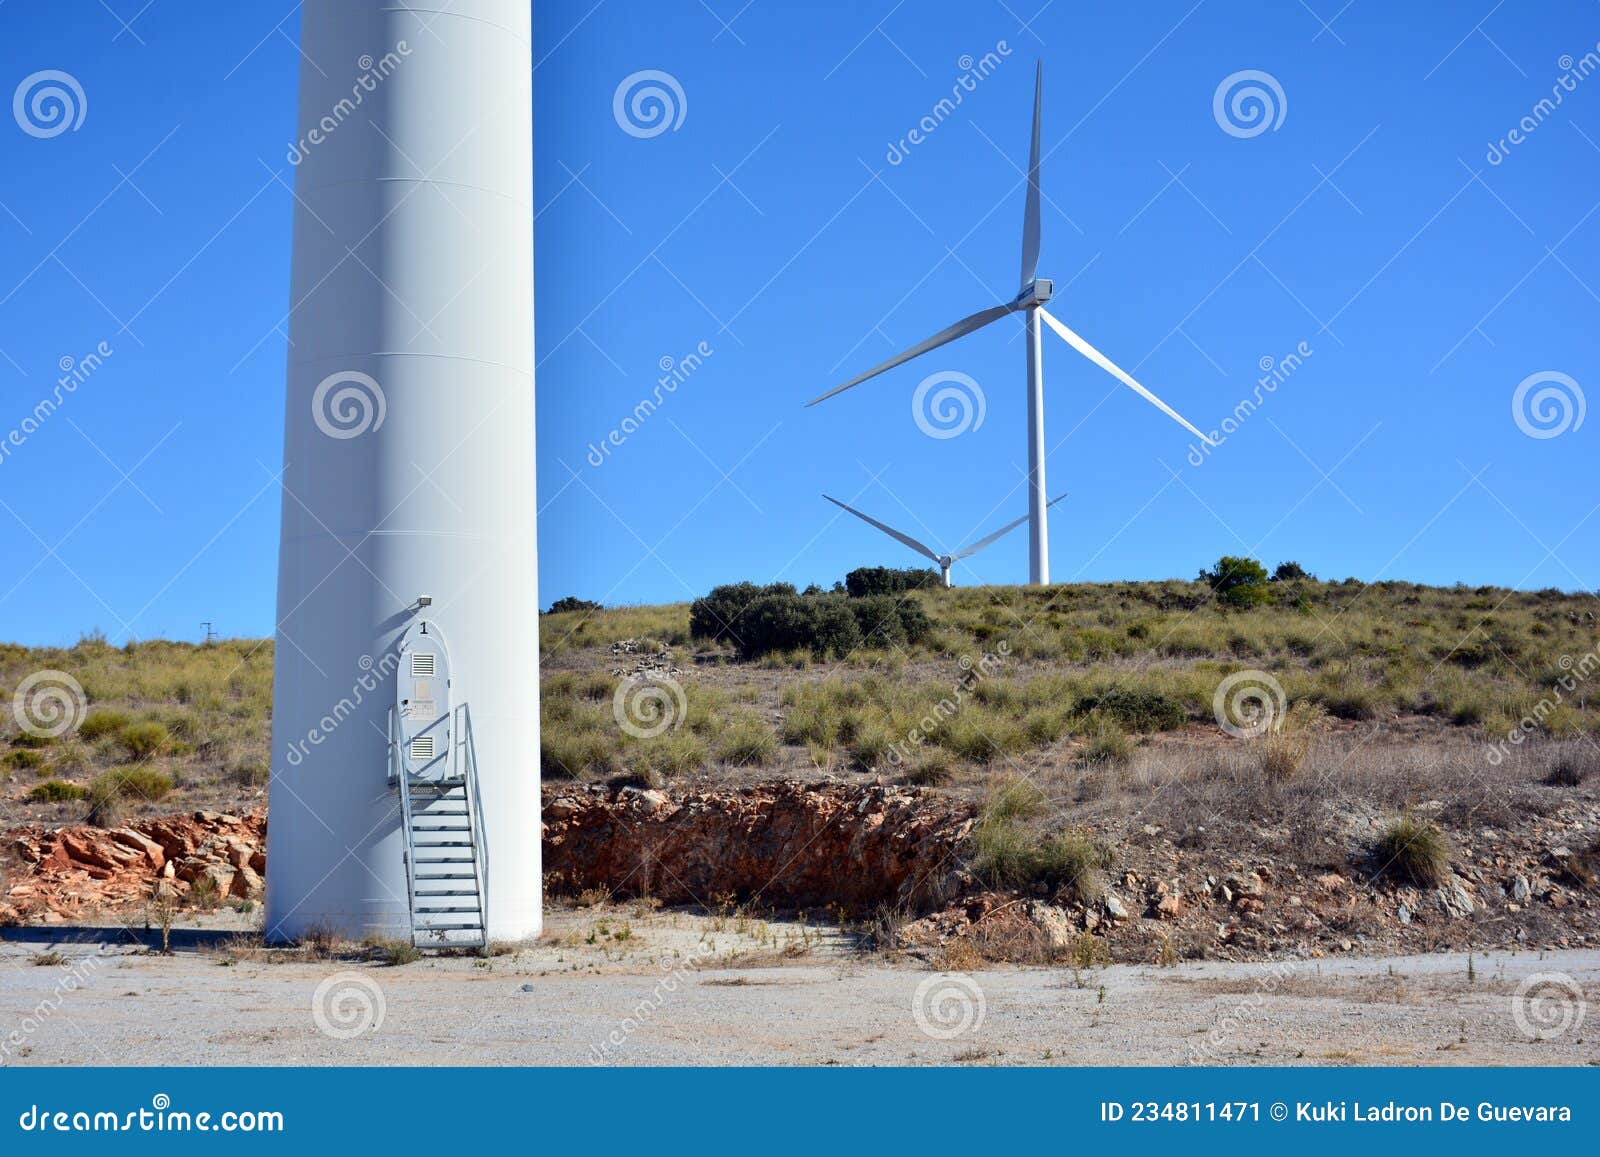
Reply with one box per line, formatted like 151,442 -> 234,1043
1012,278 -> 1053,310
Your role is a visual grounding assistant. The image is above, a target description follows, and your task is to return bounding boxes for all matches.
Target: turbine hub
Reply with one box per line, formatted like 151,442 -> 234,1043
1013,278 -> 1053,309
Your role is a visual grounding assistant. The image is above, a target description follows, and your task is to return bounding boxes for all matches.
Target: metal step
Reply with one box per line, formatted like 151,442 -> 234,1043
396,716 -> 487,954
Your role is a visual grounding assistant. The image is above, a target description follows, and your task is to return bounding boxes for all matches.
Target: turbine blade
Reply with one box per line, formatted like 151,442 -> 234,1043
1037,309 -> 1215,446
951,491 -> 1068,560
1019,61 -> 1042,292
823,495 -> 941,563
806,304 -> 1013,407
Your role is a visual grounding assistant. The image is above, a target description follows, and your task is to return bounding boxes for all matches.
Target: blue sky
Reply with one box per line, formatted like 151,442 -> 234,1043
1,0 -> 1597,646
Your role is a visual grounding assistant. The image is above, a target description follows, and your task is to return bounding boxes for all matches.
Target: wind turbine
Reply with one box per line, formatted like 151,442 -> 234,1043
807,62 -> 1213,585
825,492 -> 1069,587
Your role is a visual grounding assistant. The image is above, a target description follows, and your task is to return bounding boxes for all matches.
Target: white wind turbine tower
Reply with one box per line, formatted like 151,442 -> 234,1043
825,492 -> 1068,587
808,62 -> 1213,585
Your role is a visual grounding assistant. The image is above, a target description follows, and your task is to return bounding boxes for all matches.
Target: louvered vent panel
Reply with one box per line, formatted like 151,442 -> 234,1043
410,736 -> 435,761
411,652 -> 436,678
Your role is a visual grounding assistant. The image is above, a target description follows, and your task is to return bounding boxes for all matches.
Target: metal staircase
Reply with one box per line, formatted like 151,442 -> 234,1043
391,704 -> 489,951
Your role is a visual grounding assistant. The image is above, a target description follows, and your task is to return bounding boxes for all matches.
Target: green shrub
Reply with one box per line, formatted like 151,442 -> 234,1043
28,780 -> 86,803
844,566 -> 940,597
1372,815 -> 1451,888
546,596 -> 603,616
91,766 -> 175,803
540,728 -> 619,779
716,716 -> 776,766
1200,555 -> 1272,608
971,813 -> 1037,887
899,749 -> 952,786
1037,831 -> 1112,903
739,593 -> 861,660
1271,561 -> 1314,582
1080,719 -> 1131,764
117,721 -> 171,761
630,732 -> 708,777
1074,687 -> 1185,732
6,748 -> 45,770
78,710 -> 132,741
689,581 -> 796,644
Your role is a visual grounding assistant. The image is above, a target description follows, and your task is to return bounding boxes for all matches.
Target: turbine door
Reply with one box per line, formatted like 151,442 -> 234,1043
397,623 -> 452,782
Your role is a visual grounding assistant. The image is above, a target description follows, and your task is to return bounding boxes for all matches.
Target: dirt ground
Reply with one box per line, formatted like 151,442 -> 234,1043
1,904 -> 1595,1067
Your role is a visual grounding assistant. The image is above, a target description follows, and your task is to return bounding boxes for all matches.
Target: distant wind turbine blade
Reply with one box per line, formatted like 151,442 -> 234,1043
1037,308 -> 1215,447
1019,61 -> 1042,292
806,304 -> 1014,407
951,491 -> 1068,560
823,495 -> 941,563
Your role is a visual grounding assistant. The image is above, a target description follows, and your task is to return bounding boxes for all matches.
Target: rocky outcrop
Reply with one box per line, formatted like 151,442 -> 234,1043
544,781 -> 975,911
1,811 -> 265,924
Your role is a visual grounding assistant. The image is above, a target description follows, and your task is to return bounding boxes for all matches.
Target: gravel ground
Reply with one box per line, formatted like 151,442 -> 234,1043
1,907 -> 1596,1067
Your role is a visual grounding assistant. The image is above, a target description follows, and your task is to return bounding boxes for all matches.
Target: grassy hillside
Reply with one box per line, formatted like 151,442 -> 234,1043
3,577 -> 1596,823
538,577 -> 1600,785
1,636 -> 271,823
